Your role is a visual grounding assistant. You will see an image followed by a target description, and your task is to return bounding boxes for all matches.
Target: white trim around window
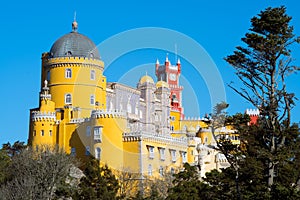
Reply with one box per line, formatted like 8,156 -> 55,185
65,93 -> 72,104
65,68 -> 72,78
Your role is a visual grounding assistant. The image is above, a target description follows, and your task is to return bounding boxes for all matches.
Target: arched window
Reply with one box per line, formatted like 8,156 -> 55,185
65,94 -> 72,104
85,146 -> 90,156
65,68 -> 72,78
110,101 -> 113,111
47,71 -> 50,82
148,164 -> 152,176
159,166 -> 164,176
95,147 -> 101,160
71,147 -> 76,156
140,110 -> 143,119
90,70 -> 95,80
90,95 -> 95,105
170,167 -> 175,175
127,103 -> 132,113
86,126 -> 91,137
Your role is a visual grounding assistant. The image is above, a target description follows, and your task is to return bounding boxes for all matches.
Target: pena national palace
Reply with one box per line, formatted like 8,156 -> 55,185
28,20 -> 258,178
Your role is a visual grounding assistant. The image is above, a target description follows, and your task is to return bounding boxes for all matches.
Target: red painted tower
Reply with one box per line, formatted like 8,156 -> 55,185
245,109 -> 260,125
155,55 -> 184,119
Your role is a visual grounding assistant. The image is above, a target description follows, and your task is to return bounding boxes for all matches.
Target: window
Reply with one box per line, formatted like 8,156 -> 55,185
170,150 -> 176,162
41,130 -> 44,136
94,126 -> 102,141
65,94 -> 72,104
110,101 -> 113,111
65,68 -> 72,78
205,137 -> 208,144
95,147 -> 101,160
90,70 -> 95,80
159,148 -> 165,161
47,71 -> 50,82
140,110 -> 143,118
170,167 -> 175,175
85,146 -> 90,156
33,130 -> 36,136
148,164 -> 152,176
90,95 -> 95,105
159,166 -> 164,176
86,126 -> 91,137
71,147 -> 76,156
181,151 -> 187,163
49,130 -> 52,136
127,103 -> 132,113
170,126 -> 174,131
148,146 -> 154,159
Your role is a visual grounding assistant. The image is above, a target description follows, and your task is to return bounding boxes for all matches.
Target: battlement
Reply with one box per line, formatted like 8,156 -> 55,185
40,93 -> 51,99
32,111 -> 56,122
91,109 -> 126,119
246,108 -> 260,116
44,56 -> 104,68
123,131 -> 188,146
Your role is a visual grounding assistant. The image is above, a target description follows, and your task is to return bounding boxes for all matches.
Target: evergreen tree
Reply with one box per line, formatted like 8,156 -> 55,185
167,163 -> 212,200
225,6 -> 300,190
74,158 -> 119,200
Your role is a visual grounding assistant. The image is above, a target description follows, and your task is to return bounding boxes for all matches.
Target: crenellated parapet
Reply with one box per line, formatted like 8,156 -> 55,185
43,57 -> 104,70
31,111 -> 56,122
246,108 -> 260,116
91,109 -> 126,119
123,131 -> 188,147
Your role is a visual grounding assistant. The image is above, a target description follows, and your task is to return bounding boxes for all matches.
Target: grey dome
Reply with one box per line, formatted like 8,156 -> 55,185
49,31 -> 100,59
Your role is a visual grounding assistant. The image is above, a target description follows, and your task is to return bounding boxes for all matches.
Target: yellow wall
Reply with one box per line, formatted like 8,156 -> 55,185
44,57 -> 106,117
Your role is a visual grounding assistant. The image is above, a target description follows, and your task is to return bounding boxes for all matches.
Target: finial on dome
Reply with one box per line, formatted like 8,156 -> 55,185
177,57 -> 181,64
72,11 -> 78,32
165,53 -> 169,62
156,58 -> 159,65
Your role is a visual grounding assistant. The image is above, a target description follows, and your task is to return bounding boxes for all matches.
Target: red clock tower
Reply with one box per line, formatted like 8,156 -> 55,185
155,55 -> 184,119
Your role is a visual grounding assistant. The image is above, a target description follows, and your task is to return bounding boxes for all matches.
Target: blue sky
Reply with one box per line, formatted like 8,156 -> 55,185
0,0 -> 300,144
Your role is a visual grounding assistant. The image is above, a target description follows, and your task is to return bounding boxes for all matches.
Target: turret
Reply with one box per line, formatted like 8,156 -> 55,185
137,75 -> 156,132
29,80 -> 56,147
246,108 -> 260,125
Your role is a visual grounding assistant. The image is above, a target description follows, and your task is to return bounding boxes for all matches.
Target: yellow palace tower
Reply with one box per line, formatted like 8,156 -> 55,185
28,20 -> 236,177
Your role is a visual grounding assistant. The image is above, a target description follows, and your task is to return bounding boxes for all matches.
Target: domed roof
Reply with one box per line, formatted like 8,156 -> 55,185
49,22 -> 100,59
156,80 -> 169,88
139,75 -> 154,84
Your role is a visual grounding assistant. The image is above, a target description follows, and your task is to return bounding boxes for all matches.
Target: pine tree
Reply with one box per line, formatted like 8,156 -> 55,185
74,158 -> 119,200
225,6 -> 300,189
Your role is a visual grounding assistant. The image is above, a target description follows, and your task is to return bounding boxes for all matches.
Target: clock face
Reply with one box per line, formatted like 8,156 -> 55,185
170,73 -> 176,81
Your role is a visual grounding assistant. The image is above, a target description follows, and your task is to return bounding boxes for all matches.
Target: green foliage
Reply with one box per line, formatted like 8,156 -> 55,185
167,163 -> 212,200
0,150 -> 10,184
0,141 -> 27,185
225,5 -> 300,194
73,158 -> 119,200
2,141 -> 26,157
